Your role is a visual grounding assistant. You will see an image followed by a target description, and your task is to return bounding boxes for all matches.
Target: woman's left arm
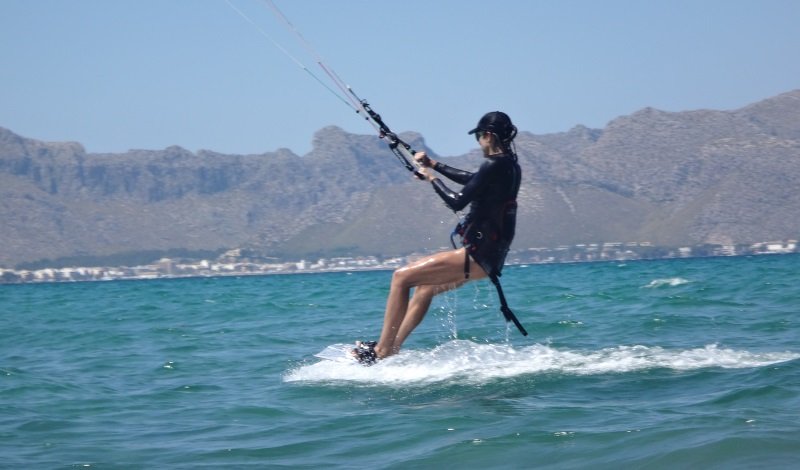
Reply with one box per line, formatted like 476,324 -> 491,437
428,159 -> 496,211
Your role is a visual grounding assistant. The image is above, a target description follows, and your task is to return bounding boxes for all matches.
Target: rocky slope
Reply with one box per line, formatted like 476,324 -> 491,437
1,90 -> 798,267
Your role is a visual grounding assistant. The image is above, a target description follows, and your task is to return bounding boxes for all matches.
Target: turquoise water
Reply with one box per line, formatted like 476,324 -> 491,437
1,255 -> 798,468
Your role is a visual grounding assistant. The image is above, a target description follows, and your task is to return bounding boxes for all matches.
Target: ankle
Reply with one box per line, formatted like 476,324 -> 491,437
375,345 -> 391,359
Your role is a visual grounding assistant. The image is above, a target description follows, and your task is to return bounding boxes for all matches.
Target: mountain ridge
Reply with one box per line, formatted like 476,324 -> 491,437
1,90 -> 799,268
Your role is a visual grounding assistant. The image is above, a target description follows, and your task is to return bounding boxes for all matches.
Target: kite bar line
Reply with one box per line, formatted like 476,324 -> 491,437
261,0 -> 423,177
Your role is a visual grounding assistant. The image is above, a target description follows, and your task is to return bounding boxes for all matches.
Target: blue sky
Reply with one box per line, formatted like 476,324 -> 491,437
1,0 -> 798,157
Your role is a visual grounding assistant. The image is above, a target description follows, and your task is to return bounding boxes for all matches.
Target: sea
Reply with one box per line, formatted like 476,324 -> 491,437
1,254 -> 798,469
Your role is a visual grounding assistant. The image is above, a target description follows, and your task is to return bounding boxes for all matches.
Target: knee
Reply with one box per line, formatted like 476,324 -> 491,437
415,284 -> 436,298
391,268 -> 412,290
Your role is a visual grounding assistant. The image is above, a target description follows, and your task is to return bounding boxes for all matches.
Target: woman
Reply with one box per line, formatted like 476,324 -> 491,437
353,111 -> 522,364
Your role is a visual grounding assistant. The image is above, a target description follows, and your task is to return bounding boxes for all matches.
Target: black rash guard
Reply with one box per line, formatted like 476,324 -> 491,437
431,154 -> 522,277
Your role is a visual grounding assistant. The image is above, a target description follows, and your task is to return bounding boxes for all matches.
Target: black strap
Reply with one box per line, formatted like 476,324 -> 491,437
455,226 -> 526,336
489,274 -> 528,336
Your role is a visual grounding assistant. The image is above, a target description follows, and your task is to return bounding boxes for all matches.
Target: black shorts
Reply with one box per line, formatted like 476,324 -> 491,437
469,237 -> 510,278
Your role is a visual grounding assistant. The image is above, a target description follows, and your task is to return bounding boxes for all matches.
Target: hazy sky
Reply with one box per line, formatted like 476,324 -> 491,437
2,0 -> 799,157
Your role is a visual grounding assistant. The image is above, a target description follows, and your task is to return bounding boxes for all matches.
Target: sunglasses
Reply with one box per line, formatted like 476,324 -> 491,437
474,130 -> 484,141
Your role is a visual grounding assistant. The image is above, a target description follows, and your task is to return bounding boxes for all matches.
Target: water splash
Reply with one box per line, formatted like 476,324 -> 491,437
285,340 -> 798,386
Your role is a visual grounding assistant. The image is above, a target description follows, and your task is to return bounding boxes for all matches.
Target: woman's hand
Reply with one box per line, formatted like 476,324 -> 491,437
414,151 -> 435,168
417,166 -> 435,181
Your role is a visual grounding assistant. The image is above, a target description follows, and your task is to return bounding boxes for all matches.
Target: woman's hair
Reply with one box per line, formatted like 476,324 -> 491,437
469,111 -> 518,158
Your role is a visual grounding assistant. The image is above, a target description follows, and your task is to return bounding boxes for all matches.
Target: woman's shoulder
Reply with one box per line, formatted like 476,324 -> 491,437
481,154 -> 517,171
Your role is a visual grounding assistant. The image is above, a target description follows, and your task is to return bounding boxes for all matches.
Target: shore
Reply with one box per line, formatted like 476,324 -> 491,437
2,240 -> 796,285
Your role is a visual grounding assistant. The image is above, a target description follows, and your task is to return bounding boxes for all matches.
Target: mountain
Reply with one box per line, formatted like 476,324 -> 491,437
1,90 -> 799,268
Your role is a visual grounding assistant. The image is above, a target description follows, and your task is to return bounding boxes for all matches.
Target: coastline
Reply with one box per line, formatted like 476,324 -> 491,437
2,240 -> 796,285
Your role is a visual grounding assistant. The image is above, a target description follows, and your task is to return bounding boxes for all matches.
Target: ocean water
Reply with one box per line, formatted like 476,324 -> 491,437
1,255 -> 798,469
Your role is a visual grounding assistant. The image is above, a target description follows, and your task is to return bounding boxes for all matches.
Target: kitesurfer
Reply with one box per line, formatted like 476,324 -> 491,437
353,111 -> 522,364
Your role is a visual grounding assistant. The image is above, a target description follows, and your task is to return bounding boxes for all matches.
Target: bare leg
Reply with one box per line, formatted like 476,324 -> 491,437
391,281 -> 465,351
374,248 -> 486,358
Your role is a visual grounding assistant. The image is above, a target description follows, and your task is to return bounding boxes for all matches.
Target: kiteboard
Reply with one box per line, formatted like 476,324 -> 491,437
314,343 -> 356,363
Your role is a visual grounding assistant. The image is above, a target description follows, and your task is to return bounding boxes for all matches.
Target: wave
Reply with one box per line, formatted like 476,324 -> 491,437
643,277 -> 691,288
284,340 -> 798,386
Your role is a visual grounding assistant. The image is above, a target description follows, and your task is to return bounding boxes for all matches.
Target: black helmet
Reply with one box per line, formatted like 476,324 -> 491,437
468,111 -> 517,142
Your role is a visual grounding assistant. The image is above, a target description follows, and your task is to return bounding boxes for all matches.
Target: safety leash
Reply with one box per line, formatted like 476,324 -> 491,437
490,275 -> 528,336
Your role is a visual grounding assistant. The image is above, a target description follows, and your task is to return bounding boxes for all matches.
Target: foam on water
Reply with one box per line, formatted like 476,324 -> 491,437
285,340 -> 799,386
643,277 -> 691,288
